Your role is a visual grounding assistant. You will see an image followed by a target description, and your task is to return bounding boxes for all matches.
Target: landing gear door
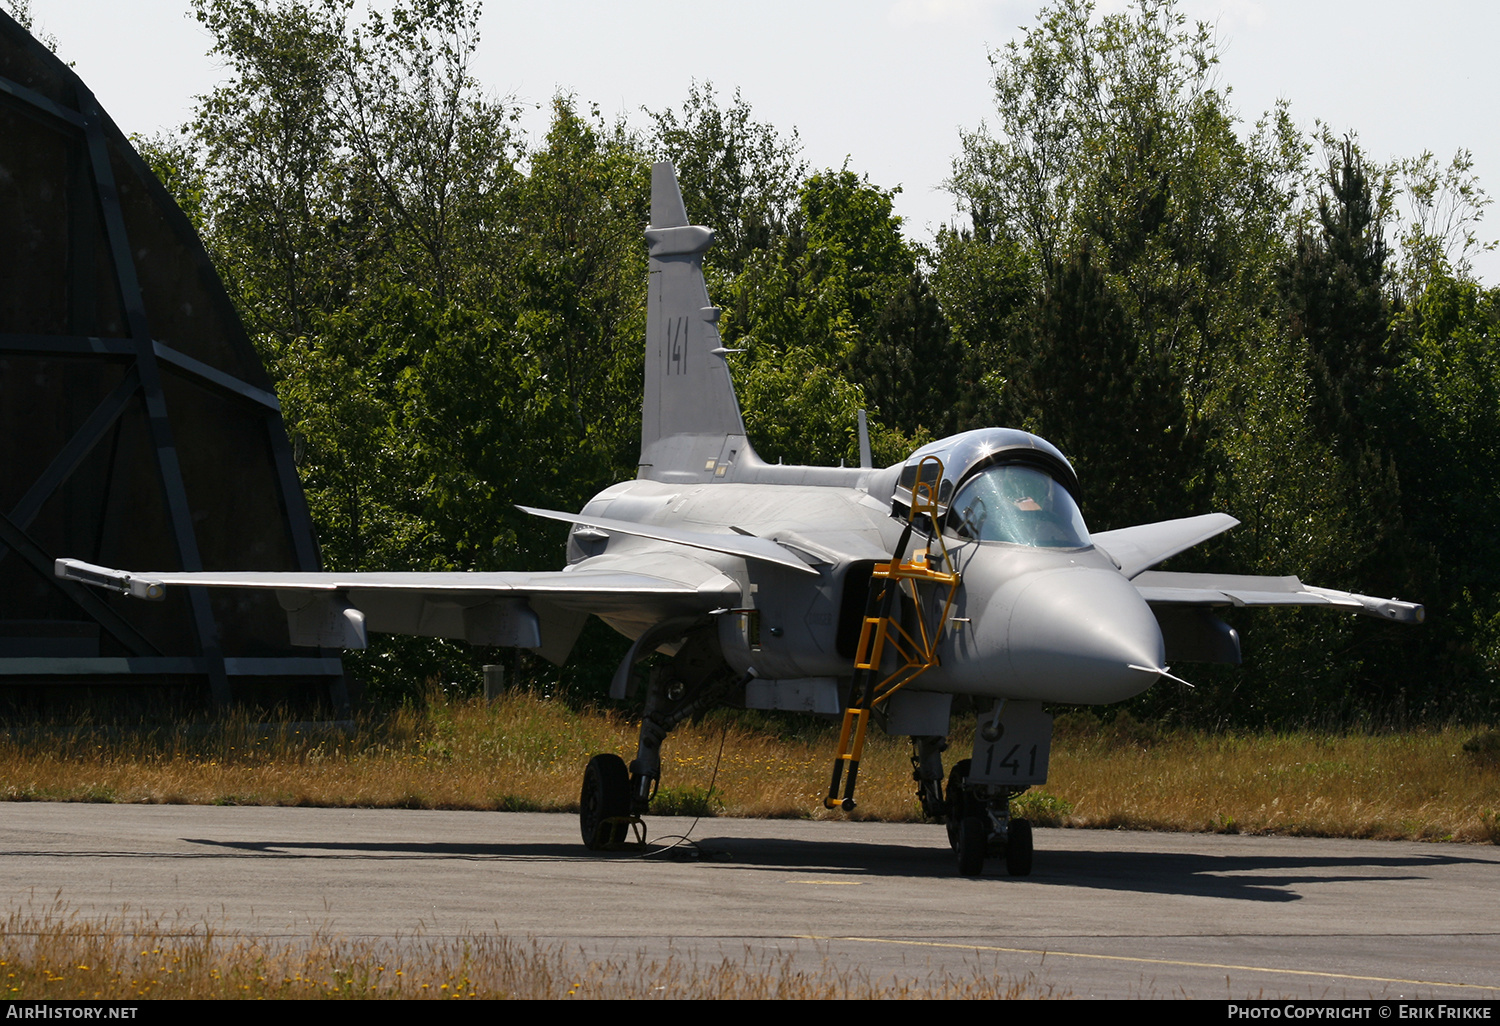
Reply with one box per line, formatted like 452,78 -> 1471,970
968,701 -> 1052,787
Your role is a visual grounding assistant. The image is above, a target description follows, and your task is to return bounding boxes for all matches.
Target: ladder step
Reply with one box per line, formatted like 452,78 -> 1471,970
826,454 -> 960,813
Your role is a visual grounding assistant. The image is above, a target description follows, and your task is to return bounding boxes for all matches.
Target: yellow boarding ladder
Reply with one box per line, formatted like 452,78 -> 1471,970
825,456 -> 962,811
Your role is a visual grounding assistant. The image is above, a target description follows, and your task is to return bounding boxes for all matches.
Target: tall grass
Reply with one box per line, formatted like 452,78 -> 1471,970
1044,713 -> 1500,842
1,693 -> 1496,841
0,901 -> 1052,999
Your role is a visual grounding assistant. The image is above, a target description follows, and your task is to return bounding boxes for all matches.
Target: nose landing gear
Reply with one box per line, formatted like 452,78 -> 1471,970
955,809 -> 1033,877
946,758 -> 1034,877
945,700 -> 1051,876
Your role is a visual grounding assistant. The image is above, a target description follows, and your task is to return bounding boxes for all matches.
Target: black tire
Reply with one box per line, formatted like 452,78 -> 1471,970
1005,817 -> 1033,877
957,814 -> 988,877
944,758 -> 972,850
580,753 -> 631,850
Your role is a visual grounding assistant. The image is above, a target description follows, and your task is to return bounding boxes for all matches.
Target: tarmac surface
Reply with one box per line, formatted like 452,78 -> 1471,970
2,802 -> 1498,999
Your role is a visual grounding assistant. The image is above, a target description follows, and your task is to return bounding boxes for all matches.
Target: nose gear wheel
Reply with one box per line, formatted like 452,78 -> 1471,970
944,758 -> 972,850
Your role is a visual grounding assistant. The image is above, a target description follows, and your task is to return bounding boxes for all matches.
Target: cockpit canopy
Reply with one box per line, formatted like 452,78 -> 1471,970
892,428 -> 1090,549
948,463 -> 1090,547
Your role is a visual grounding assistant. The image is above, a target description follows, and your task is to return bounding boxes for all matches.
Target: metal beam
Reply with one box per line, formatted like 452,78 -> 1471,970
0,366 -> 140,571
0,68 -> 87,130
0,334 -> 283,412
0,333 -> 133,357
0,656 -> 344,677
79,86 -> 230,705
151,340 -> 281,411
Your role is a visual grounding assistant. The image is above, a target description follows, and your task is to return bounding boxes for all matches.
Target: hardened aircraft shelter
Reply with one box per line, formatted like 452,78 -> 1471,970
0,12 -> 343,709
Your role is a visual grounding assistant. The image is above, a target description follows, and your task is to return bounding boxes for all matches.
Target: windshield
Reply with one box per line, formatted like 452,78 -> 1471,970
948,464 -> 1090,548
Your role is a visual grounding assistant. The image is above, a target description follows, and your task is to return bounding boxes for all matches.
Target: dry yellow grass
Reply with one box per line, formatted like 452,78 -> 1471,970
0,693 -> 916,819
1,692 -> 1496,842
4,696 -> 1491,1002
0,901 -> 1055,999
1044,719 -> 1500,842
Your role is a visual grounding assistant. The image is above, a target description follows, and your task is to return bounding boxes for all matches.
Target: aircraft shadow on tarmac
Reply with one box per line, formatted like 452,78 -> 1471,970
177,828 -> 1492,904
179,837 -> 582,861
679,835 -> 1483,903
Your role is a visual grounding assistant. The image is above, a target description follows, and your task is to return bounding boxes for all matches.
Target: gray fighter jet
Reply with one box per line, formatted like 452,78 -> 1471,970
57,162 -> 1423,876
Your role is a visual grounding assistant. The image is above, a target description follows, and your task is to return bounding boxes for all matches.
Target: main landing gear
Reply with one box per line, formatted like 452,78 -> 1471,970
579,753 -> 634,850
578,628 -> 746,852
945,758 -> 1034,878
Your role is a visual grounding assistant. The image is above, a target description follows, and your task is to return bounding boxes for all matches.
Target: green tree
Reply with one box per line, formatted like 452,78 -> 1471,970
1278,137 -> 1411,608
1387,274 -> 1500,716
801,171 -> 961,439
647,82 -> 807,277
191,0 -> 354,343
722,169 -> 948,465
926,218 -> 1035,433
504,97 -> 651,514
950,0 -> 1302,528
1285,137 -> 1398,453
133,133 -> 211,236
1009,242 -> 1189,529
190,0 -> 519,334
180,0 -> 651,699
1394,149 -> 1494,294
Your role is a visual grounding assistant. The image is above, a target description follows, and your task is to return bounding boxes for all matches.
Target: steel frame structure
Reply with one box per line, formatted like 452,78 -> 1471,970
0,13 -> 343,707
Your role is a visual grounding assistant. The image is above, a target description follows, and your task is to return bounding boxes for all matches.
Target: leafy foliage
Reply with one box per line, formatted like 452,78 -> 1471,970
180,1 -> 652,699
131,0 -> 1497,722
1286,137 -> 1399,456
1391,275 -> 1500,703
722,169 -> 947,465
1010,241 -> 1191,530
1395,148 -> 1495,291
648,82 -> 807,276
953,0 -> 1302,533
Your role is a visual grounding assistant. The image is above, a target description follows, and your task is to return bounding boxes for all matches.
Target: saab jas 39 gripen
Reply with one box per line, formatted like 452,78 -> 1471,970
58,162 -> 1423,876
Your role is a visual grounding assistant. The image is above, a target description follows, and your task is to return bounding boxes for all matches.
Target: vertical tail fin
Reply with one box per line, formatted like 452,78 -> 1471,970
638,161 -> 756,483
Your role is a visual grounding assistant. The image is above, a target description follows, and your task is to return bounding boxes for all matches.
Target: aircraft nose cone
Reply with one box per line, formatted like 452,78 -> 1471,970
1004,567 -> 1166,704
